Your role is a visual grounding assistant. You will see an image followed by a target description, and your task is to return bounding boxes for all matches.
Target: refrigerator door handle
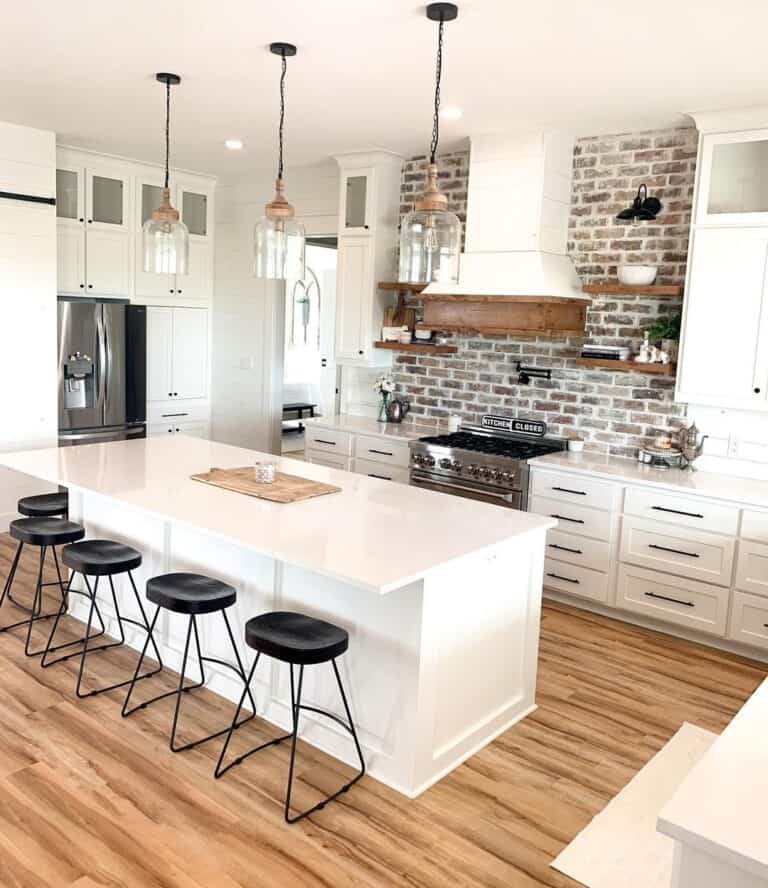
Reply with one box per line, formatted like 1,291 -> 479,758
96,307 -> 107,410
104,304 -> 113,406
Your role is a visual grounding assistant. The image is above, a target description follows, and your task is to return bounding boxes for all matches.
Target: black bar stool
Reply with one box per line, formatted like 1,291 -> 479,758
122,573 -> 256,752
215,611 -> 365,823
8,492 -> 69,612
0,517 -> 84,656
41,540 -> 163,698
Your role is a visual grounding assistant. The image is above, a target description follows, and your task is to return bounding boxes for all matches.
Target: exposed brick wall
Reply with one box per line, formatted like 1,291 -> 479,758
393,128 -> 697,458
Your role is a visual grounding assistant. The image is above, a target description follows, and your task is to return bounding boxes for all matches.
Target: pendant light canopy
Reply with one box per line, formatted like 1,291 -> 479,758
399,3 -> 462,286
254,42 -> 306,281
143,73 -> 189,275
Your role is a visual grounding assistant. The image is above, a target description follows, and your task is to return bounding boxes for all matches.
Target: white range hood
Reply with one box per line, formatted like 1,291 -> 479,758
423,130 -> 583,299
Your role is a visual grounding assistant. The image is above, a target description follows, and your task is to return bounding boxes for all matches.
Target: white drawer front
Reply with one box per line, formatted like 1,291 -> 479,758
354,435 -> 410,468
529,495 -> 613,542
543,559 -> 609,603
305,427 -> 353,456
624,487 -> 739,536
620,516 -> 735,587
531,470 -> 619,512
616,564 -> 728,636
735,539 -> 768,596
545,529 -> 610,573
728,591 -> 768,650
353,458 -> 410,484
741,509 -> 768,544
305,450 -> 352,472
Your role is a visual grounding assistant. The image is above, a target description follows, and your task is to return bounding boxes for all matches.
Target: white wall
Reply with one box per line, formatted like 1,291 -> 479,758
0,121 -> 58,529
211,161 -> 338,453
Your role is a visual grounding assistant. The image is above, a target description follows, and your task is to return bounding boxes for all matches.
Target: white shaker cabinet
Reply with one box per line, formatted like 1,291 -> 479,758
335,235 -> 374,361
55,158 -> 131,297
677,227 -> 768,409
147,306 -> 209,402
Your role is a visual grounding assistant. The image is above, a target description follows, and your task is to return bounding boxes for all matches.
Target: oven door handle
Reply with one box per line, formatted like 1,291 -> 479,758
411,474 -> 518,503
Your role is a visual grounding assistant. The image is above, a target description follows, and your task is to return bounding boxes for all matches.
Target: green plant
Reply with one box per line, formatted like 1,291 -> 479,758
646,314 -> 682,343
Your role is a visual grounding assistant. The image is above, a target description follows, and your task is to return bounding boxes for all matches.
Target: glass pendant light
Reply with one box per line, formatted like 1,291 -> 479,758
143,73 -> 189,275
254,42 -> 305,280
399,3 -> 462,285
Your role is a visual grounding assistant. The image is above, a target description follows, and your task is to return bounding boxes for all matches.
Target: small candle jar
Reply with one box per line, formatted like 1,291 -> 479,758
254,461 -> 276,483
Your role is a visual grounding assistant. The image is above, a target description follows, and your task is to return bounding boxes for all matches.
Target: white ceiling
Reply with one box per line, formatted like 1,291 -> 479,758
3,0 -> 768,181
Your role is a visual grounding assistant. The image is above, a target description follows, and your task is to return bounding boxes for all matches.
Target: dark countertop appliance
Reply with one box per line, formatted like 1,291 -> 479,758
409,415 -> 566,510
58,297 -> 146,447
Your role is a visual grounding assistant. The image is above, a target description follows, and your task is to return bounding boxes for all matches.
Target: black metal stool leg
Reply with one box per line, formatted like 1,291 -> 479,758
221,609 -> 258,716
22,546 -> 47,656
0,541 -> 24,611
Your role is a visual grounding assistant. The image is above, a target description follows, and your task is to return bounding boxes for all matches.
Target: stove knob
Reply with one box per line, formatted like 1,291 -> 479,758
467,464 -> 478,476
425,455 -> 436,468
413,454 -> 423,465
487,468 -> 500,481
500,471 -> 512,483
451,460 -> 462,471
439,458 -> 452,469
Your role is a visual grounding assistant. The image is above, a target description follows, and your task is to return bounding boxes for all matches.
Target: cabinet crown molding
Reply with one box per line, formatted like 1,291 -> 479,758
333,150 -> 403,170
688,106 -> 768,134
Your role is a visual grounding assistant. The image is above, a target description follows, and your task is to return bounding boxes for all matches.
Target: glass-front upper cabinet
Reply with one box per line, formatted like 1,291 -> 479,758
55,166 -> 84,226
181,189 -> 209,238
697,130 -> 768,225
340,168 -> 375,235
86,168 -> 129,231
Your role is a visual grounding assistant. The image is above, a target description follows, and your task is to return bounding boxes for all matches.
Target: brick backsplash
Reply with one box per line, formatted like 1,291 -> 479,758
391,127 -> 697,457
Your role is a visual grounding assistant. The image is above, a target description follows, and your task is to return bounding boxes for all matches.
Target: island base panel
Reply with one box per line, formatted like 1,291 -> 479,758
65,491 -> 546,797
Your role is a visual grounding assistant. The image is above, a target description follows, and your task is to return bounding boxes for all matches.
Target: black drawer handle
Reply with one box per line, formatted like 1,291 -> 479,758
161,413 -> 189,418
550,513 -> 585,524
651,506 -> 704,519
369,449 -> 394,457
549,543 -> 583,555
552,486 -> 587,496
644,591 -> 695,607
314,439 -> 336,446
368,473 -> 391,481
546,572 -> 580,584
649,543 -> 700,559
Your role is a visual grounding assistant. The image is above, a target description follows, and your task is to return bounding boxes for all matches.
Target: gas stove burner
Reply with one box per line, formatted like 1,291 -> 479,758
419,432 -> 562,460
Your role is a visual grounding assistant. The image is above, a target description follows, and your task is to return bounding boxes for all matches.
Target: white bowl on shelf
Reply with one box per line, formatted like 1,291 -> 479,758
618,264 -> 658,286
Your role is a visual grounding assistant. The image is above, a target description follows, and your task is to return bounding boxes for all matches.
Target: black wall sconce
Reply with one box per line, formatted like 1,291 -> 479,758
617,184 -> 662,221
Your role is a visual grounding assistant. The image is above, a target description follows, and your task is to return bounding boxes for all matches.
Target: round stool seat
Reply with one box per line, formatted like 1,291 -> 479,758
147,573 -> 236,615
10,517 -> 84,548
62,539 -> 142,576
18,492 -> 68,518
245,611 -> 349,665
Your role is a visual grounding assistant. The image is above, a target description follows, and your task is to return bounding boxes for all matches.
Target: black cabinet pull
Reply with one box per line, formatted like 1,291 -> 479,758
79,284 -> 84,289
368,473 -> 391,480
651,505 -> 704,519
87,284 -> 93,289
649,543 -> 700,558
755,388 -> 762,394
546,572 -> 580,584
358,350 -> 364,355
552,486 -> 587,496
177,289 -> 183,294
548,543 -> 583,555
550,513 -> 585,524
315,439 -> 336,446
161,413 -> 188,418
369,449 -> 393,457
644,591 -> 694,608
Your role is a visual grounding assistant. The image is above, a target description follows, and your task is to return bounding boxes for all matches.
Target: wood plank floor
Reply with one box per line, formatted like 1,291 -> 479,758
0,532 -> 764,888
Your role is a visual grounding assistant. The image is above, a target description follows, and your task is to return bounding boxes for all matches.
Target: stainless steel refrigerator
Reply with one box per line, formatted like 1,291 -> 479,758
58,297 -> 146,446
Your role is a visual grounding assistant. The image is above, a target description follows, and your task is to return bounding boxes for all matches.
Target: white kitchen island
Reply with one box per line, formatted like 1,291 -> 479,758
0,436 -> 554,797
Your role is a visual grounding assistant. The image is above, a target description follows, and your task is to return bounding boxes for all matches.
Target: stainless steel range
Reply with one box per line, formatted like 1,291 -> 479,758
409,415 -> 567,510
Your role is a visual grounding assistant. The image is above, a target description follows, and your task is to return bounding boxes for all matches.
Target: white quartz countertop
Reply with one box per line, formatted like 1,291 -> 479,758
529,451 -> 768,509
306,414 -> 439,443
657,678 -> 768,880
0,436 -> 554,595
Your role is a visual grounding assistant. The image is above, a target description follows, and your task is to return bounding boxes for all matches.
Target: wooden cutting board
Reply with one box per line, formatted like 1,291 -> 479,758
191,466 -> 341,504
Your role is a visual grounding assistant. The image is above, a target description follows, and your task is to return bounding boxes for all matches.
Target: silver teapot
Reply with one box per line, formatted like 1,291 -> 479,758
385,397 -> 410,424
676,422 -> 707,469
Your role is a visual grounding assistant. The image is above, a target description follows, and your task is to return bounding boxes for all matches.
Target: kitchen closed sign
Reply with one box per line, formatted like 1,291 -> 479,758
480,415 -> 547,437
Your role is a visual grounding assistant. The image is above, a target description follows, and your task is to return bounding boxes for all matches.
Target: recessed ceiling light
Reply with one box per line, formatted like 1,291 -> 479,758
440,106 -> 463,120
224,139 -> 244,150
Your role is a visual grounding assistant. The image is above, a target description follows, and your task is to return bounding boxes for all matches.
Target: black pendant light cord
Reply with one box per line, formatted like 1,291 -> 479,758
278,51 -> 287,179
164,78 -> 171,189
429,15 -> 445,164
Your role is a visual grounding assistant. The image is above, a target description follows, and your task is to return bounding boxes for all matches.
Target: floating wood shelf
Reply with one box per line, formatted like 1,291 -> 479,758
373,341 -> 458,355
581,282 -> 683,297
378,281 -> 427,293
576,357 -> 677,376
